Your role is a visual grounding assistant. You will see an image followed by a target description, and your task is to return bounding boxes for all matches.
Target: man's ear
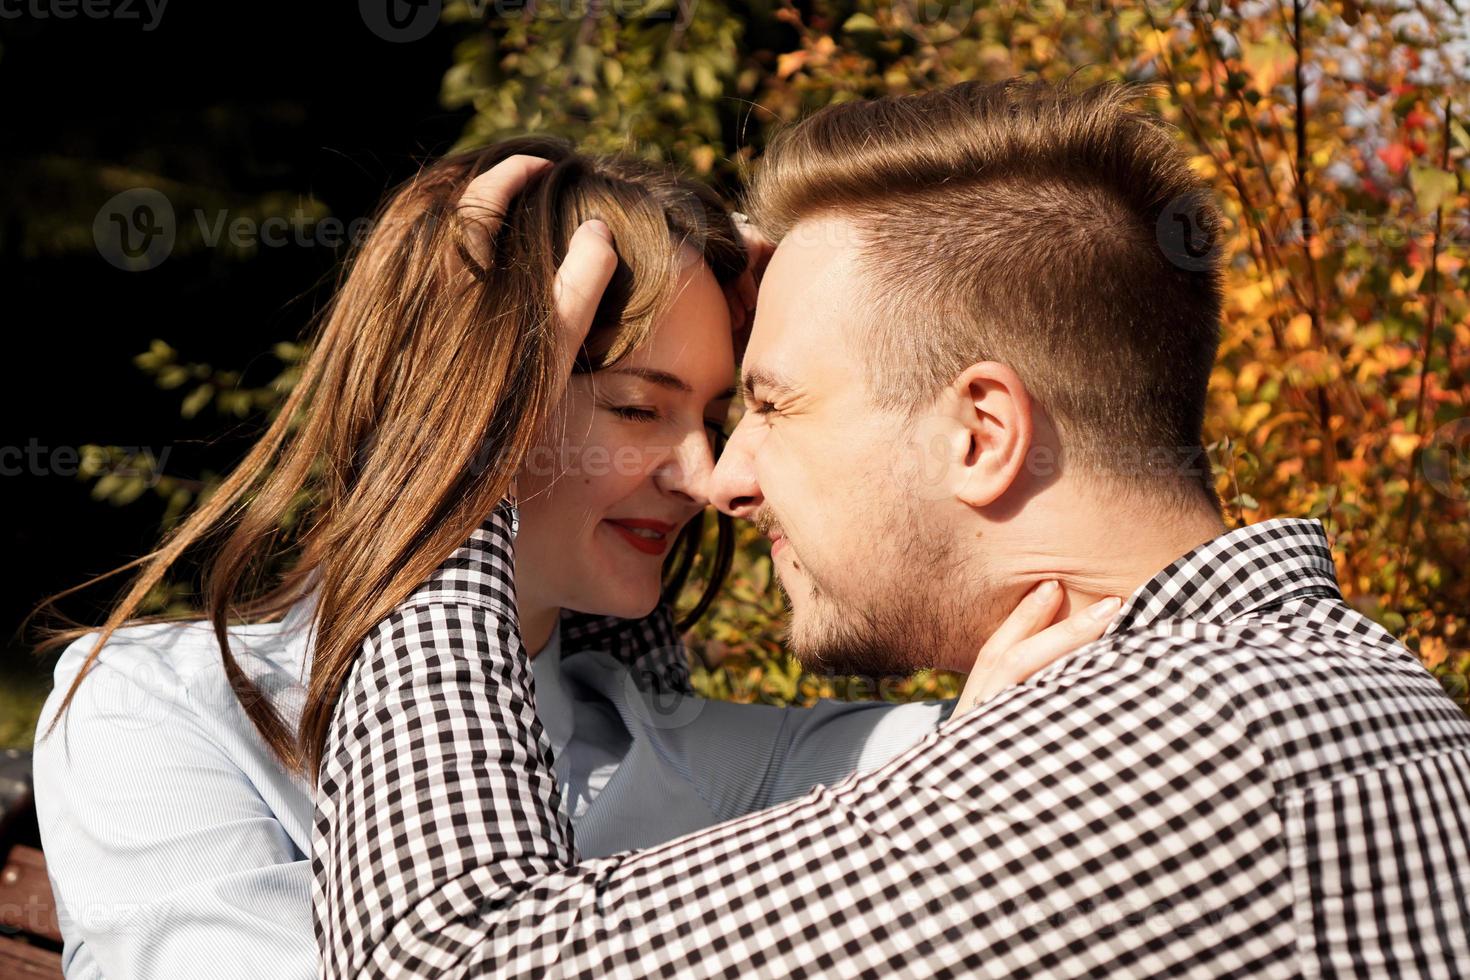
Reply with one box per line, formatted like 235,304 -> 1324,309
938,361 -> 1034,508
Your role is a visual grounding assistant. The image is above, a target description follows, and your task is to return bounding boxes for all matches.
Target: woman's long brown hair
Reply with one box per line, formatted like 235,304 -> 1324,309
32,136 -> 746,779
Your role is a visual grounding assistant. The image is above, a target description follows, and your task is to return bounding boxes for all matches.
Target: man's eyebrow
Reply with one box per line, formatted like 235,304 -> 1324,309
739,367 -> 799,401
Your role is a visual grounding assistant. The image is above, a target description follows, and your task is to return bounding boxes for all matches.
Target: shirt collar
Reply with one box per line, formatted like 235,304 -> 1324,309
1105,517 -> 1341,635
530,622 -> 575,757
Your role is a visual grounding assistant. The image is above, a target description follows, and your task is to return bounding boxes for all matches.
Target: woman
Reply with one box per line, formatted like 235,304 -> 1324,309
33,140 -> 1108,980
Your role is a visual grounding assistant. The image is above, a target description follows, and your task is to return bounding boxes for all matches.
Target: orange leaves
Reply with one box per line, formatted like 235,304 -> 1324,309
776,36 -> 836,80
668,0 -> 1470,696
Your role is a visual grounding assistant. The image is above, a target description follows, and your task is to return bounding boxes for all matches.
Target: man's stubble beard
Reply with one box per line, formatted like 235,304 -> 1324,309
775,503 -> 1003,680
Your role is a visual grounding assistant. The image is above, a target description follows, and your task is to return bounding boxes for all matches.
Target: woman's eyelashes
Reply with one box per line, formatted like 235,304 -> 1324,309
604,402 -> 727,454
607,404 -> 728,432
609,405 -> 660,422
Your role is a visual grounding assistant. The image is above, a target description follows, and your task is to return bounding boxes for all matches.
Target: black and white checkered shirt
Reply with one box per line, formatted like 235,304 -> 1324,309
312,505 -> 1470,977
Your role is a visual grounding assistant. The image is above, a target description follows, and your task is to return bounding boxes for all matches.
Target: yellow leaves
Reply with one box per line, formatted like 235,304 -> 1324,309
1113,8 -> 1147,37
1420,635 -> 1450,671
1286,312 -> 1314,348
1283,350 -> 1341,387
1387,433 -> 1421,461
1409,165 -> 1458,216
1031,34 -> 1056,63
1274,457 -> 1304,481
1236,361 -> 1265,394
1241,35 -> 1295,90
775,51 -> 806,80
1229,279 -> 1275,316
1254,410 -> 1313,447
1189,153 -> 1219,181
689,145 -> 716,175
1390,266 -> 1427,296
1239,401 -> 1274,434
1360,341 -> 1413,378
776,36 -> 836,80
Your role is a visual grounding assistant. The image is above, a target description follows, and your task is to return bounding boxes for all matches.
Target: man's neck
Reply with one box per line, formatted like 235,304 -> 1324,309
976,488 -> 1227,648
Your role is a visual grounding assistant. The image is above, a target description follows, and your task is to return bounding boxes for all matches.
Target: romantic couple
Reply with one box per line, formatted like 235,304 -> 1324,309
35,78 -> 1470,978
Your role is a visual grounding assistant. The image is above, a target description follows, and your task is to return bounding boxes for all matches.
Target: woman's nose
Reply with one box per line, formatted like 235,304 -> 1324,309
653,428 -> 718,507
708,420 -> 762,519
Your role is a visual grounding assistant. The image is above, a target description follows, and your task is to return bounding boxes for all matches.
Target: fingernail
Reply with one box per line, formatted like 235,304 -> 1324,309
585,219 -> 613,243
1088,596 -> 1122,620
1033,580 -> 1060,601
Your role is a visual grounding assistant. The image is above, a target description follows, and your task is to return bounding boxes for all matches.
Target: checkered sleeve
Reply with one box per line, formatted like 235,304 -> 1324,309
560,603 -> 693,695
313,504 -> 1300,978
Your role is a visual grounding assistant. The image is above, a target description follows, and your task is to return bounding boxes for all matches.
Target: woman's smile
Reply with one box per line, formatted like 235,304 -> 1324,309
602,517 -> 676,556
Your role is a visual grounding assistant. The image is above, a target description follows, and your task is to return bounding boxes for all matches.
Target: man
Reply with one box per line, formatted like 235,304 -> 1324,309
314,80 -> 1470,976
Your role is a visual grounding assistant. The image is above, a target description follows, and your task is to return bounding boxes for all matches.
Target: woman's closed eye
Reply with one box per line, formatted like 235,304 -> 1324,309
609,405 -> 661,422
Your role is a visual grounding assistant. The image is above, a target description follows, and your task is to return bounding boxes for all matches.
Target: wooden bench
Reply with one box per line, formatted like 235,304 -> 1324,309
0,750 -> 63,979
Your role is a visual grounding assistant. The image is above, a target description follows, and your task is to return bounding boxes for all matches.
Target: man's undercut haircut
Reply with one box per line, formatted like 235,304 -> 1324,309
746,78 -> 1226,511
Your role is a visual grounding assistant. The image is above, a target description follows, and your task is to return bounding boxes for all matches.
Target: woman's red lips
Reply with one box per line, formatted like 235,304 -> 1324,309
604,518 -> 675,556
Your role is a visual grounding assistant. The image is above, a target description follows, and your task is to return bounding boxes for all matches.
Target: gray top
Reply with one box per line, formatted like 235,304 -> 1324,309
35,598 -> 952,978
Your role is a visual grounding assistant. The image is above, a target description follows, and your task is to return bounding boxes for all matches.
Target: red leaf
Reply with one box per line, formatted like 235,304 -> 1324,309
1378,142 -> 1411,176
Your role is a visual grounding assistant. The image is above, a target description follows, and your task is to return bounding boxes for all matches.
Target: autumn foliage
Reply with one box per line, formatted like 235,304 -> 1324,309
99,0 -> 1469,711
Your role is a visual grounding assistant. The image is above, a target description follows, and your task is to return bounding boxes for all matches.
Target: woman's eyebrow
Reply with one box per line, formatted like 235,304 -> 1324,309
608,367 -> 736,401
606,367 -> 691,392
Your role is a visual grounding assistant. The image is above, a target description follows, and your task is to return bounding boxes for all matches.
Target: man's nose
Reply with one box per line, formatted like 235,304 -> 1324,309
708,419 -> 763,519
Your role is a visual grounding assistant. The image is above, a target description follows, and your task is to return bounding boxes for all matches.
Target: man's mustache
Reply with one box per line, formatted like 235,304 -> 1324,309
754,507 -> 784,541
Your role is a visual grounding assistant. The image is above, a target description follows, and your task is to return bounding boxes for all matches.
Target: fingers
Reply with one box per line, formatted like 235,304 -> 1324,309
1003,596 -> 1120,688
456,155 -> 554,270
977,580 -> 1064,665
551,218 -> 618,378
953,590 -> 1121,719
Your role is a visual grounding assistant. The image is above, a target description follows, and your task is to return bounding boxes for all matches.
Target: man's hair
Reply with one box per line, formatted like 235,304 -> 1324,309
745,78 -> 1225,511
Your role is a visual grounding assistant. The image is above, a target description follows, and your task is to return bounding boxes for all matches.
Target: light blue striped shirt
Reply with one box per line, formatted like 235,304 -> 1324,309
34,598 -> 952,979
